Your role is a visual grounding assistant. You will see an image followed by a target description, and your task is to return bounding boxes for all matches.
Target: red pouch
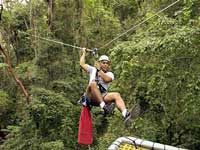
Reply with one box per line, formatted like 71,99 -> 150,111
78,106 -> 93,145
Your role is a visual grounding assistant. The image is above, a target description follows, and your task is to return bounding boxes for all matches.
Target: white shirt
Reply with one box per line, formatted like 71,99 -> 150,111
87,65 -> 114,91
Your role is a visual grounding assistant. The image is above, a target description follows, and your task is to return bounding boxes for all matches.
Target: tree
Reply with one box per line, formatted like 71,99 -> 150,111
0,31 -> 30,104
0,0 -> 200,149
46,0 -> 54,31
109,17 -> 200,149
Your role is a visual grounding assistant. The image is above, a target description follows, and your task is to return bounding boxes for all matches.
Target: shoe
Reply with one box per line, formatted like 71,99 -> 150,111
124,112 -> 131,123
124,104 -> 141,126
103,102 -> 115,116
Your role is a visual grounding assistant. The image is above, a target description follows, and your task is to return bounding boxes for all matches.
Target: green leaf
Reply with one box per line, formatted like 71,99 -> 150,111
0,63 -> 8,69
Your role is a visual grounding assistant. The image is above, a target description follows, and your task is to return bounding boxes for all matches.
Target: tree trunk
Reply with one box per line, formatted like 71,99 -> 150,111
29,0 -> 38,61
73,0 -> 85,72
47,0 -> 54,31
74,0 -> 85,46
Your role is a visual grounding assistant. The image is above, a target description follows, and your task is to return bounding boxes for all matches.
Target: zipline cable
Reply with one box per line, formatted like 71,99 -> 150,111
18,31 -> 93,52
18,0 -> 180,55
98,0 -> 181,50
32,33 -> 93,51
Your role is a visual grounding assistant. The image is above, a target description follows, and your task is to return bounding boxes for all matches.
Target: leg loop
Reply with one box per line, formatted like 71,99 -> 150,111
81,95 -> 92,110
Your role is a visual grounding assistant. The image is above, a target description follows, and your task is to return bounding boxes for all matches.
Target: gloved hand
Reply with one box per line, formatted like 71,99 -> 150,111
94,61 -> 100,71
80,47 -> 86,55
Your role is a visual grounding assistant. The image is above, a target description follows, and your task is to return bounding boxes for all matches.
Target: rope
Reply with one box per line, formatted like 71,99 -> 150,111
18,0 -> 180,54
98,0 -> 181,50
18,31 -> 93,52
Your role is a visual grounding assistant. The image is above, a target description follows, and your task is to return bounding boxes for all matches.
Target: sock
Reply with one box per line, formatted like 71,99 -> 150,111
100,101 -> 105,109
122,109 -> 127,118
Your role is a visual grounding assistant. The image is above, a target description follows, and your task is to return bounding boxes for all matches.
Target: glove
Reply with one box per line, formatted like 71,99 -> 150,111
94,61 -> 100,70
80,47 -> 86,55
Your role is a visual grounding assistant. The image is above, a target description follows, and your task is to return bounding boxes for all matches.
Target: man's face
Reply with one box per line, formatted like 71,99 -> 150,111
100,60 -> 110,72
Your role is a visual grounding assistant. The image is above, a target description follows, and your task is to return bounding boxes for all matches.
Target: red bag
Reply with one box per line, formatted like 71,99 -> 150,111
78,106 -> 93,145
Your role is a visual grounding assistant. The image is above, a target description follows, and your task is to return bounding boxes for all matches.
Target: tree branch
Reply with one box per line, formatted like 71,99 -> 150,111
0,32 -> 30,104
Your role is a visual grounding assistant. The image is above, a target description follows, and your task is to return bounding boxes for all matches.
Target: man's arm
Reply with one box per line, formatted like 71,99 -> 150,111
94,61 -> 113,83
80,48 -> 89,72
98,70 -> 113,83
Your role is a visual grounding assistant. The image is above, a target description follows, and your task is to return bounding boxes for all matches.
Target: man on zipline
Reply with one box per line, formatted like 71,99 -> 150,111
80,48 -> 130,121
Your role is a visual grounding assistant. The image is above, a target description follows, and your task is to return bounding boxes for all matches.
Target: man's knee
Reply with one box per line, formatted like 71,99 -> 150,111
113,92 -> 121,99
89,81 -> 98,89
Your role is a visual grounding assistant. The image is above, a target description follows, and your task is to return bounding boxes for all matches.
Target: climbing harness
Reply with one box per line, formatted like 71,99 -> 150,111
95,69 -> 107,94
81,95 -> 92,108
80,94 -> 115,117
0,0 -> 3,21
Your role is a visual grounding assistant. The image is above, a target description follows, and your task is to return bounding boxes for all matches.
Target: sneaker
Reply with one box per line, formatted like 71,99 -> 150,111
124,104 -> 141,126
124,112 -> 131,123
103,102 -> 115,116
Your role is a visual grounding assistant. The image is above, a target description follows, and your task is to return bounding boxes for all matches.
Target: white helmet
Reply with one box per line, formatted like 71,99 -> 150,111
98,55 -> 110,62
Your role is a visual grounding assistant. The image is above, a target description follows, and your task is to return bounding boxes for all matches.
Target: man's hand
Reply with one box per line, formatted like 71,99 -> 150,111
80,47 -> 88,72
81,47 -> 86,55
94,61 -> 100,70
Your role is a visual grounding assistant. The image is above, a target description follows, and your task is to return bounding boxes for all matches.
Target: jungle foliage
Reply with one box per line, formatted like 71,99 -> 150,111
0,0 -> 200,150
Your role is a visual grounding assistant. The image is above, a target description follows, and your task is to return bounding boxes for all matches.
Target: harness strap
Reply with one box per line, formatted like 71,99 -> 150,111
95,69 -> 107,93
81,95 -> 92,110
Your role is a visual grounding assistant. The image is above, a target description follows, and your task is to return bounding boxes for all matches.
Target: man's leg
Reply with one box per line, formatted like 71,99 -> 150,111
86,81 -> 107,109
86,81 -> 115,115
104,92 -> 126,112
86,81 -> 103,102
104,92 -> 129,118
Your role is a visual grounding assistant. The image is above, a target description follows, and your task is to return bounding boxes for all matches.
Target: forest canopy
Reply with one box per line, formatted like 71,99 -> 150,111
0,0 -> 200,150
